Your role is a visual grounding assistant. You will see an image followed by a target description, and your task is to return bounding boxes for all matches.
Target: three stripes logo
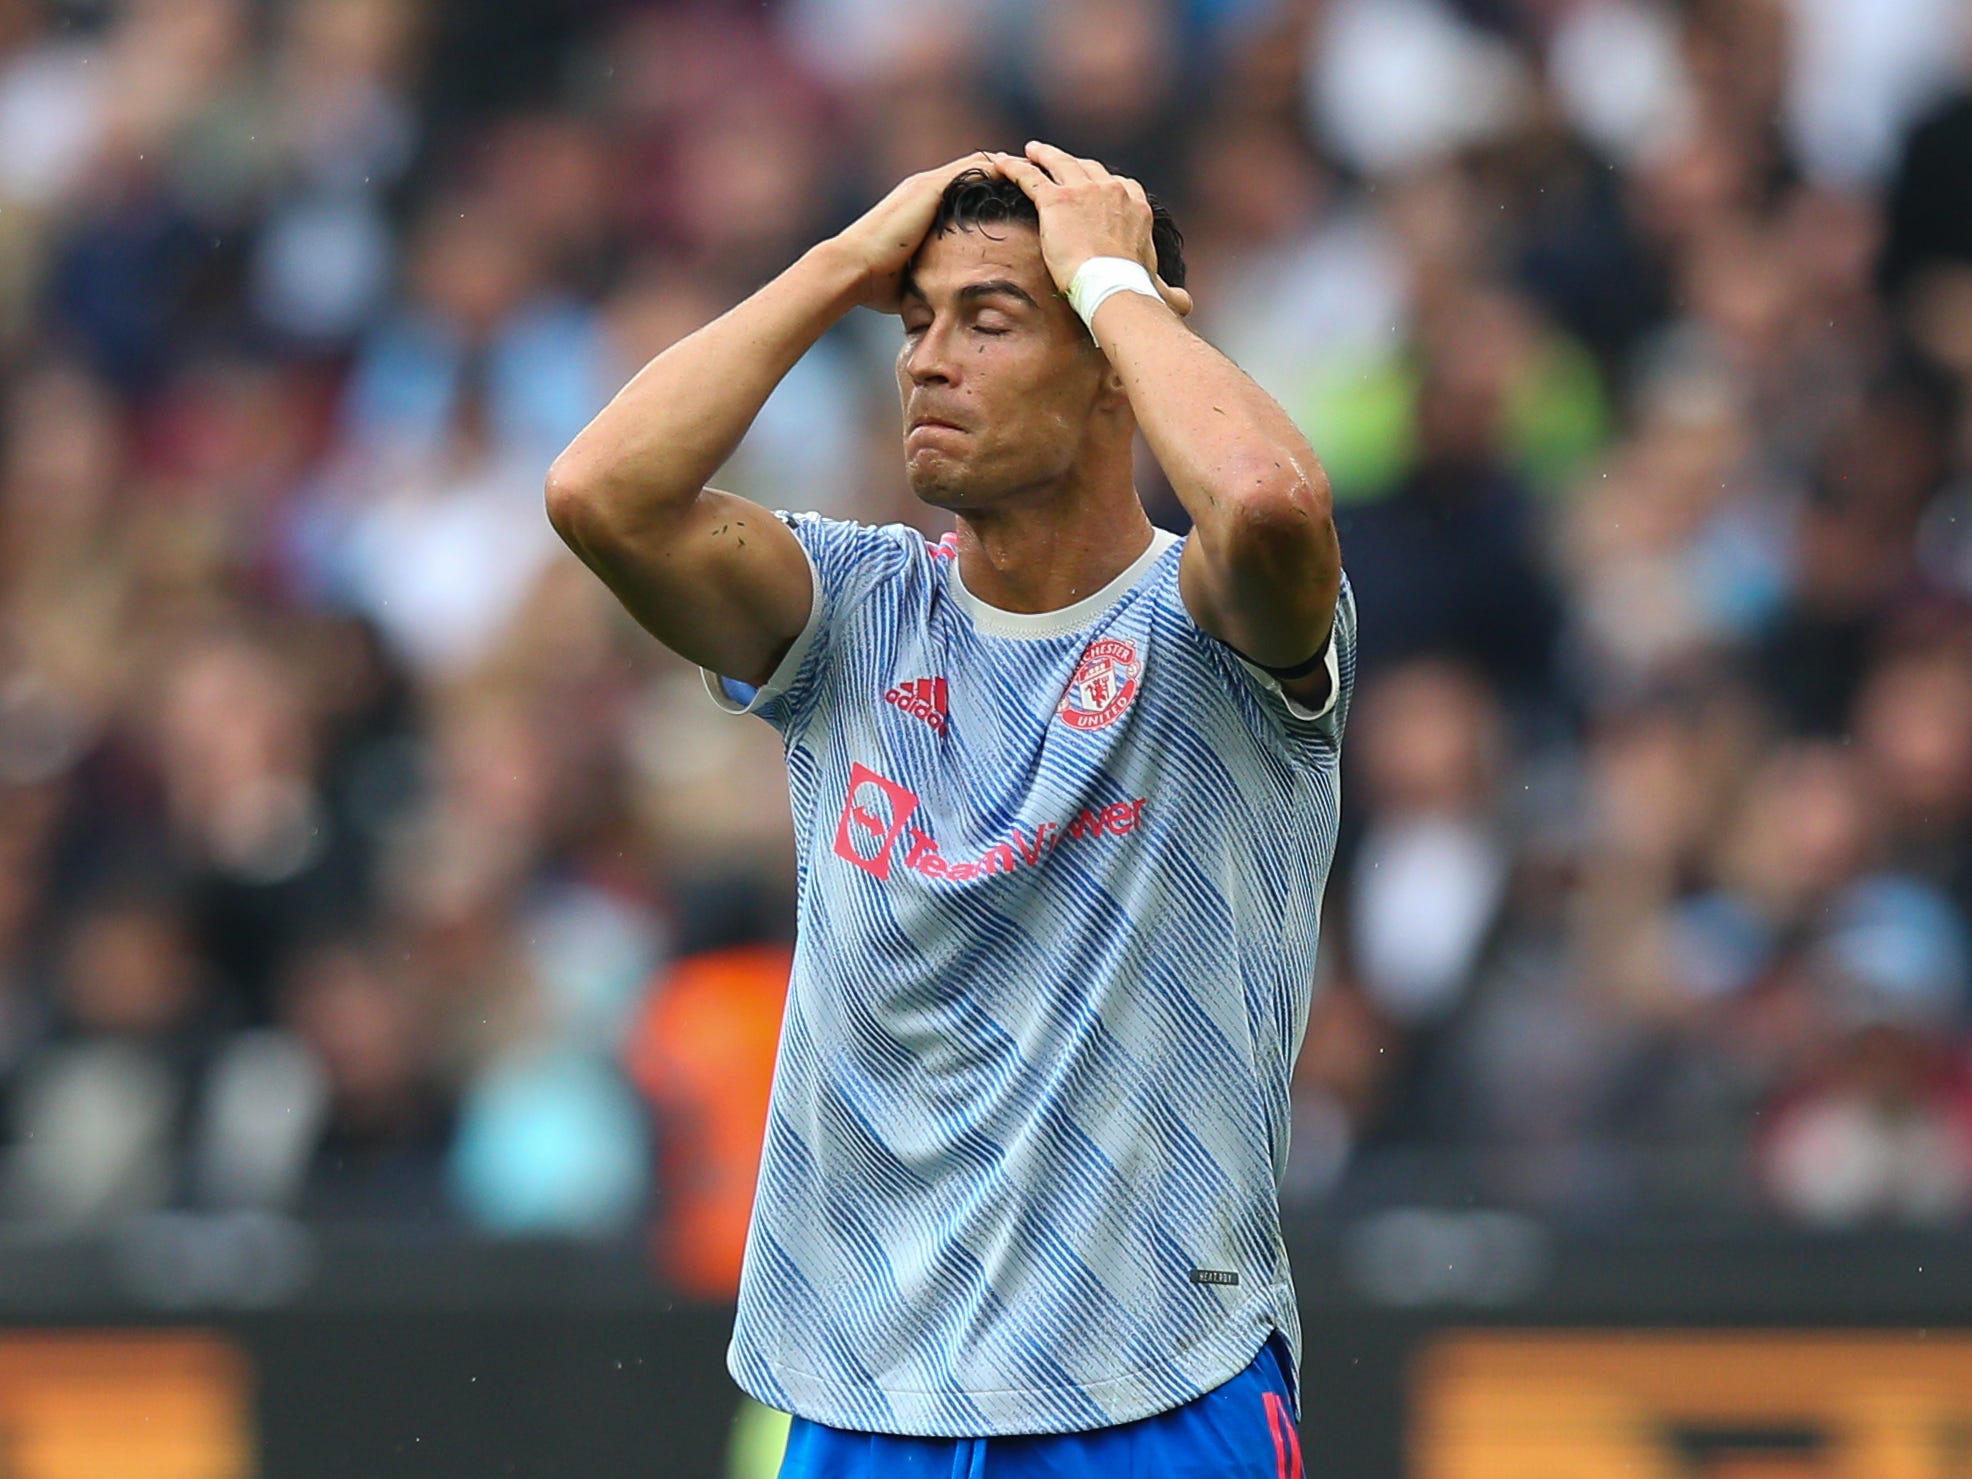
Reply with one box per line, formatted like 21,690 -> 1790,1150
884,676 -> 949,734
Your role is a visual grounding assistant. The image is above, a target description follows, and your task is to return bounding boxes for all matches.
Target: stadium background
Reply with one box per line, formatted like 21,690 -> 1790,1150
1,0 -> 1970,1473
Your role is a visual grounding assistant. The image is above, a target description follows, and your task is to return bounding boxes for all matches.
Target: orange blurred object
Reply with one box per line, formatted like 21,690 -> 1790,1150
625,943 -> 792,1299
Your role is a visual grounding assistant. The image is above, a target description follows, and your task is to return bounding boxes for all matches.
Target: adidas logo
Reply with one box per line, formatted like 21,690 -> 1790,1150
884,676 -> 949,734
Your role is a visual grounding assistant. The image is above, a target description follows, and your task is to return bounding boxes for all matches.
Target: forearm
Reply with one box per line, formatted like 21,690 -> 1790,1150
1095,290 -> 1340,669
1090,291 -> 1331,537
547,241 -> 864,528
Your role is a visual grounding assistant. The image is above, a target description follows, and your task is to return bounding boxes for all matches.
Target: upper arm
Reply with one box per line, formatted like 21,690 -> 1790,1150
545,474 -> 813,687
1177,488 -> 1344,709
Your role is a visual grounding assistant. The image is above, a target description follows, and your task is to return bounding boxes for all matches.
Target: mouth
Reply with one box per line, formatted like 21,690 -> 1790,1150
908,416 -> 966,434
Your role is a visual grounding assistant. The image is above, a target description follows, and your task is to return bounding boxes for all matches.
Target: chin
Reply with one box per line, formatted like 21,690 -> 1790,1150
904,449 -> 1047,511
905,454 -> 981,509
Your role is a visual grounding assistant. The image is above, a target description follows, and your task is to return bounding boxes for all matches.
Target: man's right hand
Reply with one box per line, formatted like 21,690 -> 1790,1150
828,153 -> 1002,313
546,155 -> 1006,688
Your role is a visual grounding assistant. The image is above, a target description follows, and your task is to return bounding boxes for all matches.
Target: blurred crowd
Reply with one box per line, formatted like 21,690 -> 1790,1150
1,0 -> 1970,1265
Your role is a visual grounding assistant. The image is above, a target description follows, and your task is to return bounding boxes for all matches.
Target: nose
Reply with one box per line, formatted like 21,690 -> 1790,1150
903,321 -> 958,388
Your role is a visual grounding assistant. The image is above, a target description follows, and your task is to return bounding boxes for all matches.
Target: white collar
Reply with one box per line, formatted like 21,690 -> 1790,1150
947,528 -> 1178,640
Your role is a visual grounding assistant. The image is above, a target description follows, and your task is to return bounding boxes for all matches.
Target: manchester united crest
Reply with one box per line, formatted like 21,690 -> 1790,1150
1057,637 -> 1143,731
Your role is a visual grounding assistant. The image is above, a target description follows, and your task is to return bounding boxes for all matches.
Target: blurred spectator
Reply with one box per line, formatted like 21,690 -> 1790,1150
148,631 -> 342,1021
307,351 -> 567,678
6,875 -> 216,1224
1018,0 -> 1185,182
1543,0 -> 1694,170
1785,0 -> 1969,188
336,192 -> 605,472
1852,635 -> 1972,913
627,938 -> 792,1298
1309,0 -> 1534,176
281,938 -> 452,1224
447,1037 -> 650,1237
247,0 -> 427,348
1556,357 -> 1787,705
1182,110 -> 1412,482
1333,292 -> 1568,709
1347,661 -> 1511,1032
1759,877 -> 1972,1224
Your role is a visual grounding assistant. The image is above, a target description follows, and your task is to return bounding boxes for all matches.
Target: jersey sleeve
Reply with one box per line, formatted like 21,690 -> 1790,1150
700,512 -> 912,735
1183,566 -> 1359,763
1240,572 -> 1357,736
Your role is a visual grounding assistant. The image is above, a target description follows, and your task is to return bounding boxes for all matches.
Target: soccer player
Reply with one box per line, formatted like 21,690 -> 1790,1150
547,142 -> 1352,1478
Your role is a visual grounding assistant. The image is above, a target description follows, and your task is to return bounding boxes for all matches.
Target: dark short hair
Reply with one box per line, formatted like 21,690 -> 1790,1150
927,167 -> 1186,289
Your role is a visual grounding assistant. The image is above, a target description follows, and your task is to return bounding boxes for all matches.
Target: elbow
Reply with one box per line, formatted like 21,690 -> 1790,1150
1220,456 -> 1333,550
546,446 -> 700,554
1194,454 -> 1337,591
544,454 -> 608,550
543,461 -> 578,539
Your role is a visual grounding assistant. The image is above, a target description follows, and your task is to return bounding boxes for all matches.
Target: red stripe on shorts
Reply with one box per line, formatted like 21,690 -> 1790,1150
1264,1391 -> 1290,1479
1264,1391 -> 1304,1478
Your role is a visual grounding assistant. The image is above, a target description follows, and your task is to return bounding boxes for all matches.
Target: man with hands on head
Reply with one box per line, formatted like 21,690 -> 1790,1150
548,142 -> 1351,1478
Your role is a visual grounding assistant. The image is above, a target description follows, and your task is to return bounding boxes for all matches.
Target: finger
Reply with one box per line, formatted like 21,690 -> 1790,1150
1115,175 -> 1172,288
921,150 -> 999,188
1025,140 -> 1095,184
903,152 -> 999,202
993,152 -> 1055,200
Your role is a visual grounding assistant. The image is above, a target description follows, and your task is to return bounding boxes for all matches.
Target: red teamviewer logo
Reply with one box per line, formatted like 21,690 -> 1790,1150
833,761 -> 1147,885
831,763 -> 922,881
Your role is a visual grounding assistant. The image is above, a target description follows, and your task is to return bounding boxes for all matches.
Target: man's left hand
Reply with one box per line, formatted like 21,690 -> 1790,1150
994,143 -> 1193,318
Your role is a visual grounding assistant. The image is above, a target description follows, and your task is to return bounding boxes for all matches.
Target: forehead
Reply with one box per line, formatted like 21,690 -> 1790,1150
906,223 -> 1052,301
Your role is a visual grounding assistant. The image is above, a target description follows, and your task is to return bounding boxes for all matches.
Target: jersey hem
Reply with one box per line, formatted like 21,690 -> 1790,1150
730,1296 -> 1283,1439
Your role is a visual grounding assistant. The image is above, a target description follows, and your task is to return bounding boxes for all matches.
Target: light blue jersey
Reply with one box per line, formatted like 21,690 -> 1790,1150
704,514 -> 1357,1439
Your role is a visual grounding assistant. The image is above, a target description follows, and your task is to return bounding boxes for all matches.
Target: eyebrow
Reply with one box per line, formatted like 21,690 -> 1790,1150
899,277 -> 1041,311
958,279 -> 1040,309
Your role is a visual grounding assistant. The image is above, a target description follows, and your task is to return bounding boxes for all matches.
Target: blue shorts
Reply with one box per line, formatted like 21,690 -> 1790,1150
777,1332 -> 1304,1478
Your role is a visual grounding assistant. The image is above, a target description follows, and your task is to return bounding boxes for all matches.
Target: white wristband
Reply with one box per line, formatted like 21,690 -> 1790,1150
1066,257 -> 1161,342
